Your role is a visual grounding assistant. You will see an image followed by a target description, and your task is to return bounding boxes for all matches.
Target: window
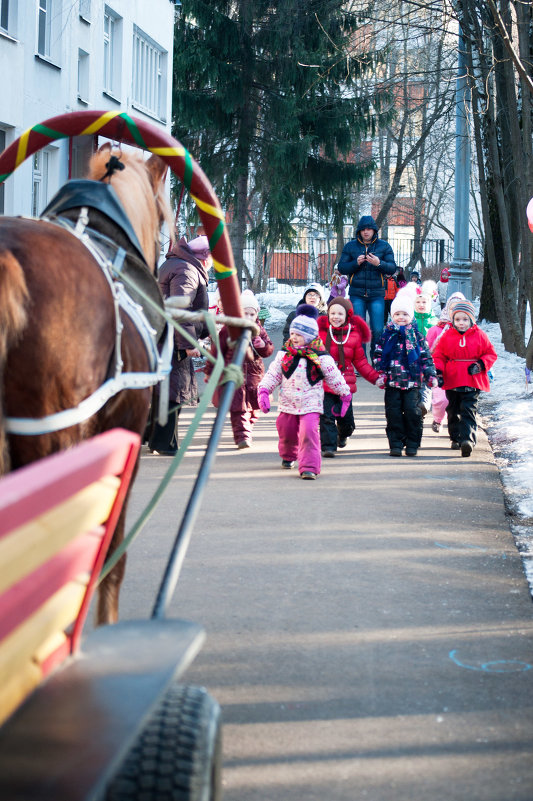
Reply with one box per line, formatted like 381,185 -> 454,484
78,48 -> 89,102
79,0 -> 90,21
103,7 -> 121,98
32,150 -> 49,216
0,130 -> 5,214
1,0 -> 9,31
37,0 -> 51,57
132,26 -> 167,120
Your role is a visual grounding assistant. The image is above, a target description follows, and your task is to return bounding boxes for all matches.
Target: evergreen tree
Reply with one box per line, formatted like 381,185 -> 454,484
172,0 -> 390,284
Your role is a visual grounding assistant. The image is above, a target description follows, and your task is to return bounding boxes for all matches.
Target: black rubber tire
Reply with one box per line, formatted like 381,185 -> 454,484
105,684 -> 222,801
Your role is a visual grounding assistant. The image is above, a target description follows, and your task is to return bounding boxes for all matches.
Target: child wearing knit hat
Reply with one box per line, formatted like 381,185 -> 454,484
373,288 -> 438,457
205,289 -> 273,449
425,291 -> 465,432
257,305 -> 351,479
432,299 -> 497,456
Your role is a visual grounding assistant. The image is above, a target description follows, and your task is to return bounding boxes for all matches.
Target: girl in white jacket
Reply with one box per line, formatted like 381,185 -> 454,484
257,306 -> 351,480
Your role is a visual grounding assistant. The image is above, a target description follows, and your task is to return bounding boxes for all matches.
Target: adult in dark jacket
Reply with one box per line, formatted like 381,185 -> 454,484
148,235 -> 211,455
337,215 -> 397,359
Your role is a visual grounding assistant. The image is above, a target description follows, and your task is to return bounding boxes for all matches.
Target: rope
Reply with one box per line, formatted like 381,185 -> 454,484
100,308 -> 229,580
99,273 -> 247,581
218,363 -> 244,388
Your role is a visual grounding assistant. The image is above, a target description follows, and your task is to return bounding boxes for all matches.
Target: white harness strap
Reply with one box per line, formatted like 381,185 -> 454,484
5,209 -> 172,436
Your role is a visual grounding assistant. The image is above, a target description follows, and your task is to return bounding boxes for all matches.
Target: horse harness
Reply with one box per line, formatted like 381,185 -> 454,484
5,180 -> 173,436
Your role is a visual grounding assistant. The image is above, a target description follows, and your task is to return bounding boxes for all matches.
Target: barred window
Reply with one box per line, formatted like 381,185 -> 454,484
132,26 -> 166,120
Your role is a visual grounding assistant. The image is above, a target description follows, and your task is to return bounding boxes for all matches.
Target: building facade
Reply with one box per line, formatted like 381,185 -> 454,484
0,0 -> 175,216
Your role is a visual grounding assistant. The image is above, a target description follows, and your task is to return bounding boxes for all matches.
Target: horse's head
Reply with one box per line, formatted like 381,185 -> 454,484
86,144 -> 174,272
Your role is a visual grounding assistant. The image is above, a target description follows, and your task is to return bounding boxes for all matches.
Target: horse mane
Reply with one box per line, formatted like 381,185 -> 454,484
86,146 -> 174,270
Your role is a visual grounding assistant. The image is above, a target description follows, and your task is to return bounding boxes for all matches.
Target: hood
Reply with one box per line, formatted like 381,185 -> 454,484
356,215 -> 378,235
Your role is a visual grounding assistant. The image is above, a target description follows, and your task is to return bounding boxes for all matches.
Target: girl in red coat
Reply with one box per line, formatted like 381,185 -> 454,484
318,297 -> 385,456
432,299 -> 497,457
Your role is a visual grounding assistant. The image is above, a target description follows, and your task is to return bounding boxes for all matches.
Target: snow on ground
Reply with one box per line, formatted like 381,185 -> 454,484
256,287 -> 533,594
478,320 -> 533,592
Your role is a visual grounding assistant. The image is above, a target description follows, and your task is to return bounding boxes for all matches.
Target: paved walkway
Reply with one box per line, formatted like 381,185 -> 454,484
123,334 -> 533,801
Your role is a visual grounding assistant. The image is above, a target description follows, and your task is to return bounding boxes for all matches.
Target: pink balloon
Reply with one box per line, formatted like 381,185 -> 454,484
528,197 -> 533,233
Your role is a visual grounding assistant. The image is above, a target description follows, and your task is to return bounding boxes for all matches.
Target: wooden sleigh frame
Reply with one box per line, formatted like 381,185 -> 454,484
0,111 -> 253,800
0,429 -> 209,800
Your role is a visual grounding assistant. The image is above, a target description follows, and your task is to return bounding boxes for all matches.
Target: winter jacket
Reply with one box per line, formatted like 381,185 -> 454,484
206,324 -> 274,412
317,313 -> 381,394
158,237 -> 209,403
432,324 -> 497,392
337,216 -> 397,300
373,322 -> 436,389
158,238 -> 209,350
414,309 -> 439,337
327,275 -> 348,302
258,350 -> 350,415
437,280 -> 448,305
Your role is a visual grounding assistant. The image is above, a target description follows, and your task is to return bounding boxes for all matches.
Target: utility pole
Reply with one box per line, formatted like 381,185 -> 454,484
448,26 -> 472,299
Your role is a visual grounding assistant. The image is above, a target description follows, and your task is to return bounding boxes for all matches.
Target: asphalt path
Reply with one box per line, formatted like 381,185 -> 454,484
119,323 -> 533,801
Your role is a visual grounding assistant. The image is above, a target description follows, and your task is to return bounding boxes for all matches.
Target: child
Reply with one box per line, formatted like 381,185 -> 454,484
327,269 -> 348,303
413,280 -> 440,417
373,290 -> 438,457
206,289 -> 273,448
317,297 -> 385,456
432,299 -> 497,457
282,282 -> 327,341
258,305 -> 351,479
425,291 -> 465,433
437,267 -> 450,309
414,280 -> 440,336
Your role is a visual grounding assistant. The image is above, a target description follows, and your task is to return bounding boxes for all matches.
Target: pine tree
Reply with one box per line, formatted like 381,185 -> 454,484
172,0 -> 390,284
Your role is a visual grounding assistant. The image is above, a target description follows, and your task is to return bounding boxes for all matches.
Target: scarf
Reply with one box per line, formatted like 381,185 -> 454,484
282,336 -> 325,386
380,323 -> 421,379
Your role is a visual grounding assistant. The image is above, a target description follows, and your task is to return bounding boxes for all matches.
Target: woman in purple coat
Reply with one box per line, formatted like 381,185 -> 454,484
148,235 -> 212,455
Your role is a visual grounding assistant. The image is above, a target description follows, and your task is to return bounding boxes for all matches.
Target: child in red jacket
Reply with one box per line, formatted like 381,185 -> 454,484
318,297 -> 385,456
432,300 -> 497,457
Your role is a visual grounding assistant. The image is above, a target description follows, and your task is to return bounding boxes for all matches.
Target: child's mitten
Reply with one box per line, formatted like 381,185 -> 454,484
428,376 -> 439,388
258,387 -> 270,413
333,393 -> 352,417
376,373 -> 386,388
467,360 -> 485,375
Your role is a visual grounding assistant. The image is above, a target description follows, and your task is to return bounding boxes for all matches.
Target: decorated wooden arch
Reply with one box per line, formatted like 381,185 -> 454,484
0,110 -> 242,321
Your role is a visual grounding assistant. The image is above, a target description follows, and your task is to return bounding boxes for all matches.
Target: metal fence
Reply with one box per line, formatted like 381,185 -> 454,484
235,238 -> 484,293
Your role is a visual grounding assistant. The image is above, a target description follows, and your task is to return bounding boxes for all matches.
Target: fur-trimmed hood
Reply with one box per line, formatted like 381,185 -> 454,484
318,312 -> 371,344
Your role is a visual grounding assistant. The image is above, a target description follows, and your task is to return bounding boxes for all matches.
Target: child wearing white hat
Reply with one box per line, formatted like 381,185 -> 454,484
373,289 -> 437,457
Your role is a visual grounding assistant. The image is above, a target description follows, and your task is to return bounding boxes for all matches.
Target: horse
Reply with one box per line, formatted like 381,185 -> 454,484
0,144 -> 174,624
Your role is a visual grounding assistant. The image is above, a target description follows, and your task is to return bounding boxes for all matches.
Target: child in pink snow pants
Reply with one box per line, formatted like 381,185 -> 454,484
257,305 -> 351,480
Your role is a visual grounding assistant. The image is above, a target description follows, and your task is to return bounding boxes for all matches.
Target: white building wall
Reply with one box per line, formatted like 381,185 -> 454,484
0,0 -> 175,216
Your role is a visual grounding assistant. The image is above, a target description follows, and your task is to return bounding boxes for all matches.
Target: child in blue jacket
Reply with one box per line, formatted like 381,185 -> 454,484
373,289 -> 437,457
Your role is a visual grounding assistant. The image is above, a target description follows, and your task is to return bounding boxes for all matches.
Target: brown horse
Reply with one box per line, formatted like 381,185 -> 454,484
0,145 -> 173,624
